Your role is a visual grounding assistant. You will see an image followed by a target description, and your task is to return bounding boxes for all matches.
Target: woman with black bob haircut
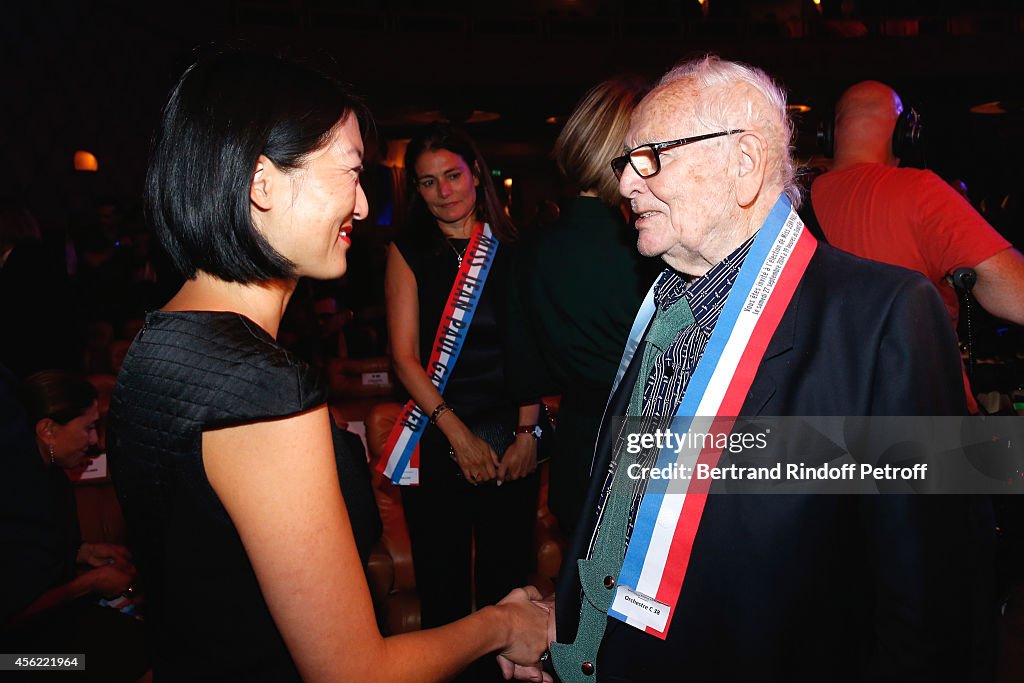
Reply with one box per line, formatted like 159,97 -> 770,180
385,123 -> 545,681
108,50 -> 549,683
146,49 -> 367,283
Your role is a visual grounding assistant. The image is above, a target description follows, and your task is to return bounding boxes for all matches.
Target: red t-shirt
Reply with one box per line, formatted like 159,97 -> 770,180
812,163 -> 1010,327
812,163 -> 1010,412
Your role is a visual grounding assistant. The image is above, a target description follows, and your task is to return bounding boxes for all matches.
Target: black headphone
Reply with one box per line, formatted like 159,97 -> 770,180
817,106 -> 921,159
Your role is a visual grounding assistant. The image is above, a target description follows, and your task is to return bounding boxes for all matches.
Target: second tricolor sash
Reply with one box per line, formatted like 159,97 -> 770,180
605,195 -> 816,638
378,223 -> 498,485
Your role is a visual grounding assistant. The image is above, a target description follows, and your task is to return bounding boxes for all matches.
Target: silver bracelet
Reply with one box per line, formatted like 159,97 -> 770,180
429,402 -> 453,424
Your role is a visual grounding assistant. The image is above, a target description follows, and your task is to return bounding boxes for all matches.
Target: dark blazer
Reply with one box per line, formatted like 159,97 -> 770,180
554,244 -> 992,682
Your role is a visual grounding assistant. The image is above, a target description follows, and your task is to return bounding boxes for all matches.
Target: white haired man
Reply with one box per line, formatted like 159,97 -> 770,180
506,57 -> 990,683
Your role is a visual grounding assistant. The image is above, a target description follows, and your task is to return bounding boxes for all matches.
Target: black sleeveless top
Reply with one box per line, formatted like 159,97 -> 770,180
107,311 -> 326,682
393,229 -> 513,420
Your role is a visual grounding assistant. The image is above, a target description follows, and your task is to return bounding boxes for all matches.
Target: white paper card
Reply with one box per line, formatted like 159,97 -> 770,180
70,453 -> 108,481
399,465 -> 419,486
361,371 -> 389,386
611,584 -> 671,633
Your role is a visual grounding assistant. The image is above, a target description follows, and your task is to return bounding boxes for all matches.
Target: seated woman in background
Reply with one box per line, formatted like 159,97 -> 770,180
0,369 -> 147,681
384,123 -> 544,682
507,77 -> 658,536
106,50 -> 548,683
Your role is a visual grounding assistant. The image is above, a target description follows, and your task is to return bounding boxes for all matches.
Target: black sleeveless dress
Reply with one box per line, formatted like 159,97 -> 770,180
108,310 -> 378,682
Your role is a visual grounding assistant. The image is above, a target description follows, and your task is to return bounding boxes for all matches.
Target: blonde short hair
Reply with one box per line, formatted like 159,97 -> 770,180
553,77 -> 649,206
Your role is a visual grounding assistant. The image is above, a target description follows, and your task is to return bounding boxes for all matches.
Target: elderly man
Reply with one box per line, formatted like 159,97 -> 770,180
812,81 -> 1024,410
521,57 -> 988,683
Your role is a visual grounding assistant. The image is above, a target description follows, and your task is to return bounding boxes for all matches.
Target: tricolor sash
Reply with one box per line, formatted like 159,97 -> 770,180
378,223 -> 498,485
606,195 -> 817,638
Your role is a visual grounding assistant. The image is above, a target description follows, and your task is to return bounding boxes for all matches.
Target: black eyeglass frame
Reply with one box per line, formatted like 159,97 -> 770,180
610,129 -> 746,179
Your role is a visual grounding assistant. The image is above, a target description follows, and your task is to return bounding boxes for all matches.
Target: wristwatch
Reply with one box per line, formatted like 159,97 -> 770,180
515,424 -> 543,440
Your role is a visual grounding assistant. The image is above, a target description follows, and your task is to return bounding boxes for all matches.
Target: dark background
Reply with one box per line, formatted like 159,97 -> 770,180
5,0 -> 1023,233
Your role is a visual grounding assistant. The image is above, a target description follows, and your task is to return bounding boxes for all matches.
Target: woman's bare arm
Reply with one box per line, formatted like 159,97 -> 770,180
384,242 -> 499,482
203,406 -> 548,682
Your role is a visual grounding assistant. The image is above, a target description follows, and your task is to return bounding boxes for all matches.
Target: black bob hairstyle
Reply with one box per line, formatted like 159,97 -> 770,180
146,49 -> 369,283
402,123 -> 516,245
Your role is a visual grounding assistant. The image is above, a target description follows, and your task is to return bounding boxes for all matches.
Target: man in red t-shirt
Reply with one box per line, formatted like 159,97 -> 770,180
812,80 -> 1024,409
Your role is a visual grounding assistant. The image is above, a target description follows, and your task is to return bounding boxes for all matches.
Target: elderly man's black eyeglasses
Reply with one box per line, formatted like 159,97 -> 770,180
610,129 -> 746,180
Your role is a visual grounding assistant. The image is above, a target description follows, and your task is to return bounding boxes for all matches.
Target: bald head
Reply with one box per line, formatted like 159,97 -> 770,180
833,80 -> 904,168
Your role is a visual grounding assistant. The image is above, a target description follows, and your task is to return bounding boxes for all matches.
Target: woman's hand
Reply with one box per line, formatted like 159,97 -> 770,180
84,564 -> 136,598
78,542 -> 134,571
493,587 -> 551,669
14,551 -> 139,625
449,428 -> 500,484
78,544 -> 137,597
498,434 -> 538,484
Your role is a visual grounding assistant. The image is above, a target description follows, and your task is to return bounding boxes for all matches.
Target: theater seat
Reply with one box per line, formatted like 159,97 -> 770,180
326,356 -> 394,401
364,402 -> 421,633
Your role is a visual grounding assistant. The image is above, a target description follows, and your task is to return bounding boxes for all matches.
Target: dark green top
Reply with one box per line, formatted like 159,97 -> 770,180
507,196 -> 658,532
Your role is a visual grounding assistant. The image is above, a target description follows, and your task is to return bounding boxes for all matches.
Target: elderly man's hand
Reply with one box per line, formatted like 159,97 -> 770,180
497,594 -> 556,682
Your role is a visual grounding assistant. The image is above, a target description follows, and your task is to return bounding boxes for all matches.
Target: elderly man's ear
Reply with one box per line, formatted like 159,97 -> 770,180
734,131 -> 769,207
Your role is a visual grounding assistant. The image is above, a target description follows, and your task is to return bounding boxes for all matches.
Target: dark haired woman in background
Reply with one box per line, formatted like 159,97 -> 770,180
0,369 -> 147,681
385,123 -> 543,680
107,52 -> 548,683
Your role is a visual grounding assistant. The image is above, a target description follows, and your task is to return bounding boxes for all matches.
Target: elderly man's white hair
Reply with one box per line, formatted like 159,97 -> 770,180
658,55 -> 801,208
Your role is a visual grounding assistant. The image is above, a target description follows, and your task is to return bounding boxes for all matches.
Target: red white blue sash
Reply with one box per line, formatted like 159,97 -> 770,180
607,196 -> 817,638
378,223 -> 498,485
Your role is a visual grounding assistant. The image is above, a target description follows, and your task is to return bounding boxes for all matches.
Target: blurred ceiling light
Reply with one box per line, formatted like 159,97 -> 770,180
503,178 -> 513,188
462,110 -> 501,124
545,116 -> 560,124
969,101 -> 1005,115
402,109 -> 501,124
74,150 -> 99,172
787,104 -> 812,113
968,100 -> 1024,115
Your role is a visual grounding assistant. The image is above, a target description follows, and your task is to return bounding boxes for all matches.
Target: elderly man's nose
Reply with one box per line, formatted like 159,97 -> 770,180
619,164 -> 643,197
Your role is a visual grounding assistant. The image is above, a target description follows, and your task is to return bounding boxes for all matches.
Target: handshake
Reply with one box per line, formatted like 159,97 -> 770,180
495,587 -> 557,683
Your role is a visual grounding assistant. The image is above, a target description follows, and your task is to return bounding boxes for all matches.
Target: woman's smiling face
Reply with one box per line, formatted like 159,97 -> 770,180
255,114 -> 368,280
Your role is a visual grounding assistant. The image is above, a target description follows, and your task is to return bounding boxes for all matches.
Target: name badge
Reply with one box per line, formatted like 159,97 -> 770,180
398,467 -> 419,485
611,585 -> 671,634
362,371 -> 390,386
